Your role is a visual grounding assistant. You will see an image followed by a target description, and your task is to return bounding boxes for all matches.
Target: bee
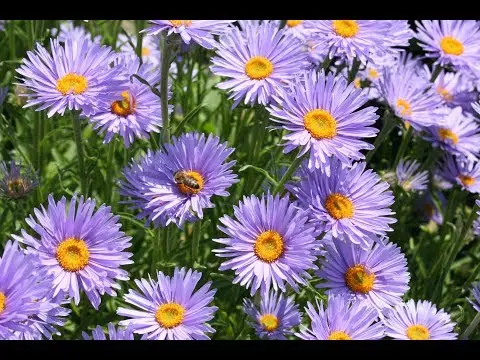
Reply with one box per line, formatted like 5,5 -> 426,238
173,170 -> 201,190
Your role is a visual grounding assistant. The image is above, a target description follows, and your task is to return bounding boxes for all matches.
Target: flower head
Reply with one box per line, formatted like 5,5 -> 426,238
243,290 -> 301,340
383,299 -> 457,340
213,193 -> 320,295
117,267 -> 217,340
416,191 -> 446,225
395,159 -> 429,192
0,161 -> 39,200
82,323 -> 134,340
13,194 -> 133,309
438,155 -> 480,193
55,20 -> 101,44
117,33 -> 161,67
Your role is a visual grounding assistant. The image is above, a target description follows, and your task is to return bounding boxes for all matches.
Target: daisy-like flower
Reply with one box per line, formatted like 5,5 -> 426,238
55,20 -> 101,44
142,20 -> 234,49
438,155 -> 480,193
474,199 -> 480,236
415,20 -> 480,73
16,37 -> 127,117
423,106 -> 480,160
317,237 -> 410,311
13,194 -> 133,309
417,191 -> 446,225
117,33 -> 161,67
395,159 -> 429,192
0,86 -> 7,106
117,267 -> 217,340
213,193 -> 319,295
0,241 -> 69,340
378,62 -> 443,130
283,20 -> 314,41
243,290 -> 302,340
119,132 -> 238,228
211,21 -> 308,107
288,158 -> 396,249
87,54 -> 170,147
82,323 -> 134,340
0,160 -> 39,200
295,294 -> 385,340
383,299 -> 457,340
268,69 -> 379,169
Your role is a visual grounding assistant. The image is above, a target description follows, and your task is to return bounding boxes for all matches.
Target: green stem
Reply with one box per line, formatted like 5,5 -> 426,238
191,221 -> 201,266
105,140 -> 116,204
365,112 -> 397,163
348,58 -> 361,83
135,20 -> 146,59
460,313 -> 480,340
8,20 -> 16,60
71,114 -> 87,196
152,229 -> 163,274
111,20 -> 122,50
160,34 -> 172,146
273,151 -> 306,195
393,126 -> 413,168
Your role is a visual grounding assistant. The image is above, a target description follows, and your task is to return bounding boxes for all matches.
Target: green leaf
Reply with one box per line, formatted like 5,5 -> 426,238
238,164 -> 278,187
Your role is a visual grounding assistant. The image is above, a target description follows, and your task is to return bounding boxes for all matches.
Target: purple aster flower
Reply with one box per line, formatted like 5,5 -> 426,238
119,132 -> 238,228
415,20 -> 480,73
16,37 -> 128,117
395,159 -> 429,192
118,33 -> 161,67
288,157 -> 396,249
243,290 -> 302,340
0,241 -> 69,340
383,299 -> 457,340
55,20 -> 101,44
468,281 -> 480,312
13,194 -> 133,309
142,20 -> 234,49
378,62 -> 443,130
213,193 -> 319,295
417,191 -> 446,225
438,155 -> 480,193
295,294 -> 385,340
283,20 -> 315,41
317,237 -> 410,311
0,86 -> 7,106
87,54 -> 170,147
423,106 -> 480,160
0,160 -> 39,200
474,199 -> 480,236
268,69 -> 379,169
82,323 -> 134,340
117,267 -> 217,340
211,21 -> 309,107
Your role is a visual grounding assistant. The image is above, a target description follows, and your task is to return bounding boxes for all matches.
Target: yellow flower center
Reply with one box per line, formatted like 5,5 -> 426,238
55,238 -> 90,272
328,331 -> 352,340
406,324 -> 430,340
254,230 -> 284,263
245,56 -> 274,80
325,193 -> 354,219
259,314 -> 279,332
287,20 -> 303,28
176,170 -> 204,195
7,178 -> 28,196
155,303 -> 185,329
142,47 -> 151,57
56,73 -> 88,96
436,87 -> 454,103
354,78 -> 361,88
458,174 -> 475,187
111,91 -> 135,117
367,68 -> 379,80
437,128 -> 458,144
304,109 -> 337,140
0,292 -> 6,315
396,98 -> 412,117
344,264 -> 375,293
440,36 -> 464,56
170,20 -> 192,27
332,20 -> 359,38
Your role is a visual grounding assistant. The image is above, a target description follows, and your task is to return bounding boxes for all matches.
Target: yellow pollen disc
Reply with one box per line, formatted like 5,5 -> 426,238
142,47 -> 151,57
245,56 -> 274,80
155,303 -> 185,329
56,73 -> 88,96
177,171 -> 204,195
254,230 -> 284,263
328,331 -> 352,340
459,174 -> 476,187
0,292 -> 6,315
55,238 -> 90,272
437,128 -> 459,144
344,264 -> 375,293
7,178 -> 27,195
440,36 -> 464,56
304,109 -> 337,140
396,98 -> 412,117
287,20 -> 303,28
260,314 -> 279,332
367,68 -> 379,80
436,87 -> 454,103
354,78 -> 361,88
111,91 -> 135,117
170,20 -> 192,27
325,193 -> 354,219
406,324 -> 430,340
332,20 -> 359,38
